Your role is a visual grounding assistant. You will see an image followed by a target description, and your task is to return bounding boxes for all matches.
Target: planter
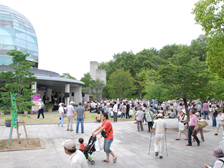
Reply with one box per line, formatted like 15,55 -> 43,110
0,111 -> 3,115
5,120 -> 11,127
47,108 -> 52,112
24,111 -> 28,115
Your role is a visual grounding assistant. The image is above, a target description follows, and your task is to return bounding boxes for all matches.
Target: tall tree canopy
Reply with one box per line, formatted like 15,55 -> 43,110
192,0 -> 224,77
107,68 -> 136,99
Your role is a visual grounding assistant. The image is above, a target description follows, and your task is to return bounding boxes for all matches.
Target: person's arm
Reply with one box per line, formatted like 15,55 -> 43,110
151,122 -> 156,132
74,111 -> 76,119
92,125 -> 104,136
165,122 -> 168,131
83,111 -> 86,119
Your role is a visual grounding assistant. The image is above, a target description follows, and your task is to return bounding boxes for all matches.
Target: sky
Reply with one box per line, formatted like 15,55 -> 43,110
1,0 -> 204,80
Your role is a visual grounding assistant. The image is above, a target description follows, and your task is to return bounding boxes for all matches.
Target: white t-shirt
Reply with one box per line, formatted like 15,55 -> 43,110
69,150 -> 89,168
59,107 -> 64,114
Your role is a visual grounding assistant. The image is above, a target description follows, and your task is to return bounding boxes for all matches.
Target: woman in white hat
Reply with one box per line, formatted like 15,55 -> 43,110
176,109 -> 188,140
204,147 -> 224,168
193,112 -> 204,142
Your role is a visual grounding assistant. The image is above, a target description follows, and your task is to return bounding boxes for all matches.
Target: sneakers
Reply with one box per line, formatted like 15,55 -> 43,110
186,144 -> 192,146
197,142 -> 200,146
215,133 -> 218,136
155,152 -> 158,156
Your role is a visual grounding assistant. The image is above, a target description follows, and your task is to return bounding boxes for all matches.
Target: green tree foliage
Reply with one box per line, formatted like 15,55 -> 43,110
108,68 -> 136,99
60,73 -> 76,80
90,79 -> 105,100
0,50 -> 36,143
159,44 -> 179,60
156,46 -> 212,117
190,35 -> 208,61
192,0 -> 224,77
80,72 -> 92,94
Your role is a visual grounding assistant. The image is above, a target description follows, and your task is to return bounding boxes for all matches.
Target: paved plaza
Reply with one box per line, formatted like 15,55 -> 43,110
0,118 -> 222,168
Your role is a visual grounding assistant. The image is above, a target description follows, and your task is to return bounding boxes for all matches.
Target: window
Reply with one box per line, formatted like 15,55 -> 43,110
27,49 -> 38,56
0,36 -> 13,45
27,34 -> 37,44
14,38 -> 26,48
0,56 -> 13,65
14,29 -> 26,40
1,45 -> 14,50
0,27 -> 13,36
27,42 -> 38,52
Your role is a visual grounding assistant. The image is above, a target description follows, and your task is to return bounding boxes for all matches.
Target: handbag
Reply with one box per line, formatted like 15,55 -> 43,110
198,121 -> 208,129
101,128 -> 112,138
192,129 -> 197,137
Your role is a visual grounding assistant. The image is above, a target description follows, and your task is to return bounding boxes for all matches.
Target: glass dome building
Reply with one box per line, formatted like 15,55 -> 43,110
0,5 -> 38,67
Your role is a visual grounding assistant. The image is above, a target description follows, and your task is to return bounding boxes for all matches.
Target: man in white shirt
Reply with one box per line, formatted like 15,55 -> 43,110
113,102 -> 118,122
58,103 -> 65,127
151,114 -> 168,159
61,140 -> 89,168
37,99 -> 45,119
66,101 -> 75,131
215,111 -> 224,136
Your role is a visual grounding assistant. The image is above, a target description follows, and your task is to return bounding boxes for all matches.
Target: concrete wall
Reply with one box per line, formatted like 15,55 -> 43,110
90,61 -> 99,80
96,69 -> 106,84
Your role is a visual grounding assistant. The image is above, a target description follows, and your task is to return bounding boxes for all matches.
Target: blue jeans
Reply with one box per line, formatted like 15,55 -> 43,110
142,114 -> 147,123
58,113 -> 64,127
104,138 -> 113,153
188,126 -> 200,145
203,111 -> 209,120
76,116 -> 84,133
121,113 -> 125,118
213,118 -> 217,127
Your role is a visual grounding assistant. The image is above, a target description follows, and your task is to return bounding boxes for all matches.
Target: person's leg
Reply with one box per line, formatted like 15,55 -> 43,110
37,109 -> 40,119
137,121 -> 140,131
41,109 -> 45,119
183,125 -> 188,139
115,113 -> 117,121
81,117 -> 84,133
194,133 -> 200,144
216,124 -> 221,134
113,112 -> 115,121
222,125 -> 224,135
148,122 -> 150,131
203,111 -> 206,120
140,121 -> 143,131
199,128 -> 204,141
67,116 -> 70,130
177,130 -> 181,139
206,111 -> 209,120
70,116 -> 73,130
154,134 -> 159,155
188,127 -> 192,145
76,117 -> 80,133
58,115 -> 61,125
159,134 -> 165,157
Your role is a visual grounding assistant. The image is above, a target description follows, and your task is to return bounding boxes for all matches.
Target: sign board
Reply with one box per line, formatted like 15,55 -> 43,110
10,94 -> 17,128
32,94 -> 41,113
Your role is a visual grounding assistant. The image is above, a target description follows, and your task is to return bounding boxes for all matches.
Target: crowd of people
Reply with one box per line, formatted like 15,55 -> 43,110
49,98 -> 224,167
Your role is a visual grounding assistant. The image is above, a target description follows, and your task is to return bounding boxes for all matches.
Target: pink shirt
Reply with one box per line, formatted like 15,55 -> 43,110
189,115 -> 197,126
203,103 -> 209,111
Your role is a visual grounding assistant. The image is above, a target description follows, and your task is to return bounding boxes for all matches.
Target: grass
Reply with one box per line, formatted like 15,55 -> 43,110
0,111 -> 135,125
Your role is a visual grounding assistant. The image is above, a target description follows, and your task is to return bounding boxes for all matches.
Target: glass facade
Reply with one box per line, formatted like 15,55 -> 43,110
0,5 -> 38,67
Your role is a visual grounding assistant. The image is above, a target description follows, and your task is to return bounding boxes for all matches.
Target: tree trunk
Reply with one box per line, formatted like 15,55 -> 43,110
16,122 -> 21,144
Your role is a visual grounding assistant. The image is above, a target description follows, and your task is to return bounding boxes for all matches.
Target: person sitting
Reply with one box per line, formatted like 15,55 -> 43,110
79,138 -> 86,151
168,109 -> 175,118
204,147 -> 224,168
95,111 -> 101,122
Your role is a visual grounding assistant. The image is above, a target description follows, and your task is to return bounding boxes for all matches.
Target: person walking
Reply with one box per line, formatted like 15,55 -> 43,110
215,110 -> 224,136
75,102 -> 86,133
58,103 -> 65,127
176,109 -> 188,140
146,107 -> 154,132
186,109 -> 200,146
136,107 -> 144,131
193,112 -> 205,142
92,113 -> 117,163
66,101 -> 75,131
126,101 -> 130,119
203,101 -> 209,120
151,113 -> 168,159
120,102 -> 126,120
61,139 -> 89,168
113,101 -> 118,122
37,99 -> 45,119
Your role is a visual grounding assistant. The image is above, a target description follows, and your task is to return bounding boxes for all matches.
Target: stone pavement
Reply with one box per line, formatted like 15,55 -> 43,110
0,118 -> 222,168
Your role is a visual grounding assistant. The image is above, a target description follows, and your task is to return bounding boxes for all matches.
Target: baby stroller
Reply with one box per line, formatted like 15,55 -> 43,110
81,136 -> 96,165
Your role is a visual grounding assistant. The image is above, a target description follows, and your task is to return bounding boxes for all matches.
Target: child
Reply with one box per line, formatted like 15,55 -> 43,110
79,138 -> 86,151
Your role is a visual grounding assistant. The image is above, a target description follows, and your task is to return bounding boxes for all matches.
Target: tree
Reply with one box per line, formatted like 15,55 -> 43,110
80,72 -> 92,94
0,50 -> 36,143
60,73 -> 76,80
156,46 -> 212,118
107,68 -> 136,99
192,0 -> 224,77
159,44 -> 179,60
92,79 -> 105,100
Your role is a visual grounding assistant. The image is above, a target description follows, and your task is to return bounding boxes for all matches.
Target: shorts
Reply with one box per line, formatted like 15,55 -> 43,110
104,138 -> 113,154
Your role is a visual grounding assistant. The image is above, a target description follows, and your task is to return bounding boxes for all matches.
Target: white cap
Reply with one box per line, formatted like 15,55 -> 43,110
39,99 -> 42,101
61,140 -> 76,150
70,101 -> 74,104
181,109 -> 186,114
